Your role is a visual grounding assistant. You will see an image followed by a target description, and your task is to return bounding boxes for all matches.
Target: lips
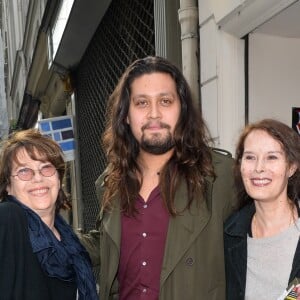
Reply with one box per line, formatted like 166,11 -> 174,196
251,178 -> 271,186
142,122 -> 170,131
146,125 -> 162,130
143,123 -> 162,130
29,188 -> 49,196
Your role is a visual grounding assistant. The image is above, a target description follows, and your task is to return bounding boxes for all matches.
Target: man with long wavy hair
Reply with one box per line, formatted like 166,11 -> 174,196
81,56 -> 236,300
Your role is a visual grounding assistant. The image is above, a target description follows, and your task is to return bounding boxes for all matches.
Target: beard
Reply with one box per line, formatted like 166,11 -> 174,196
140,131 -> 175,155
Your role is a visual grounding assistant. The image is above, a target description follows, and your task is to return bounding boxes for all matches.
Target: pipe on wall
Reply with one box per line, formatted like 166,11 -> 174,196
178,0 -> 199,106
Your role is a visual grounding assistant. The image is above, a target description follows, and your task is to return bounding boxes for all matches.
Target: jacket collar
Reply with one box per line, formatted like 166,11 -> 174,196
224,203 -> 255,238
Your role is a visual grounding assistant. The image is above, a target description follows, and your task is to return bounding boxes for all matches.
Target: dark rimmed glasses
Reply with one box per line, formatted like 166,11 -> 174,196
11,164 -> 57,181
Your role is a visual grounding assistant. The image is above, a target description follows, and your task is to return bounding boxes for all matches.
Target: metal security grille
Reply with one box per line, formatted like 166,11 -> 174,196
75,0 -> 155,231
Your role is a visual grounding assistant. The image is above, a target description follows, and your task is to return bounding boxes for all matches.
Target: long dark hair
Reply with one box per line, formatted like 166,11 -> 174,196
234,119 -> 300,209
0,129 -> 71,213
102,56 -> 214,216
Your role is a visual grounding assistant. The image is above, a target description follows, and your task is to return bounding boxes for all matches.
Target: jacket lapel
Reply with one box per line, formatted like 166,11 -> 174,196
289,237 -> 300,282
160,178 -> 212,285
227,236 -> 248,291
96,172 -> 121,250
224,204 -> 255,294
102,199 -> 121,250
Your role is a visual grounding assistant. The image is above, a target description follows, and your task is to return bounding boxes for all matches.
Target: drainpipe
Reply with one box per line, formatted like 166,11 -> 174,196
178,0 -> 199,107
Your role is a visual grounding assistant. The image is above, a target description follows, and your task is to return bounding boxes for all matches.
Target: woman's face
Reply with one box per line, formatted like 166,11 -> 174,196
6,148 -> 60,217
240,129 -> 296,204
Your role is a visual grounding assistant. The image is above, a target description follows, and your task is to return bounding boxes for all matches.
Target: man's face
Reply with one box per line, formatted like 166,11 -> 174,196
127,72 -> 181,155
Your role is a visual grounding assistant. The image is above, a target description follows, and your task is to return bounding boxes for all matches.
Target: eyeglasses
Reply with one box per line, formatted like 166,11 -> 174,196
11,164 -> 57,181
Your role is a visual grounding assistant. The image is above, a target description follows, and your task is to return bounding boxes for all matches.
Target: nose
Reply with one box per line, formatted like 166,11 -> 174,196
148,102 -> 161,119
32,170 -> 43,181
254,158 -> 265,173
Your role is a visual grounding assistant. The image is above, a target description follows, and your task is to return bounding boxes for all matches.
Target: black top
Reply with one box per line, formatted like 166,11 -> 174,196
0,201 -> 77,300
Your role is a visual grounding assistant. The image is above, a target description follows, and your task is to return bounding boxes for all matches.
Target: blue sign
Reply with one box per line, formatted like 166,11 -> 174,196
38,116 -> 75,161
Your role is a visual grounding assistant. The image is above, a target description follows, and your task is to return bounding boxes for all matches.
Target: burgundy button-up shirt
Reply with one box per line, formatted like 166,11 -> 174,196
118,186 -> 170,300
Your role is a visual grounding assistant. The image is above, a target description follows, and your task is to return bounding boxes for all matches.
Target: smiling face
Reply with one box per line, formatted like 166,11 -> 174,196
240,129 -> 296,204
127,72 -> 181,155
6,147 -> 60,217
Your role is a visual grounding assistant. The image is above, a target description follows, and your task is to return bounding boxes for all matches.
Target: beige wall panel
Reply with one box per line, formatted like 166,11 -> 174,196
200,18 -> 217,83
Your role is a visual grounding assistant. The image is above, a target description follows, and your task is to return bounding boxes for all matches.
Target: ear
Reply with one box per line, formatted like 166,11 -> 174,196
288,163 -> 298,178
126,116 -> 129,124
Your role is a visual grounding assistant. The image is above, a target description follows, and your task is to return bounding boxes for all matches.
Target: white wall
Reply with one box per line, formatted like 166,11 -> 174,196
198,0 -> 300,154
199,0 -> 245,155
249,32 -> 300,127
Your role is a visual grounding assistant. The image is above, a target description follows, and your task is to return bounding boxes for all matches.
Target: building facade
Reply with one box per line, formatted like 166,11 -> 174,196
2,0 -> 299,230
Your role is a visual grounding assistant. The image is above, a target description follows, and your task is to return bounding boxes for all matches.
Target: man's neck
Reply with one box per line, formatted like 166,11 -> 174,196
137,149 -> 173,176
137,150 -> 174,201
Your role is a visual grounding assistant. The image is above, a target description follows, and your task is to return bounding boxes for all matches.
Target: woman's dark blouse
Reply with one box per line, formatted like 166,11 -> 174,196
0,201 -> 77,300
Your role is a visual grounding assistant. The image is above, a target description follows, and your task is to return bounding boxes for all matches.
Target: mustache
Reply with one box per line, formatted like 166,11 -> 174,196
141,122 -> 171,131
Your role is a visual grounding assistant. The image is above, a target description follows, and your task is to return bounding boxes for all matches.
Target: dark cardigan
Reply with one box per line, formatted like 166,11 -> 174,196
224,203 -> 300,300
0,201 -> 77,300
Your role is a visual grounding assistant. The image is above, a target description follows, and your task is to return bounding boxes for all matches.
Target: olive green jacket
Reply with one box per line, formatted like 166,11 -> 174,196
81,150 -> 236,300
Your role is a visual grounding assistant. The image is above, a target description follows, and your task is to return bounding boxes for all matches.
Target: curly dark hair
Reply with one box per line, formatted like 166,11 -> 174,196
234,119 -> 300,209
102,56 -> 214,216
0,129 -> 71,213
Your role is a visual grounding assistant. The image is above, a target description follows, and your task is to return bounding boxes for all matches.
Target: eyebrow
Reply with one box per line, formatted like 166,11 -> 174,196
132,92 -> 176,99
243,150 -> 284,155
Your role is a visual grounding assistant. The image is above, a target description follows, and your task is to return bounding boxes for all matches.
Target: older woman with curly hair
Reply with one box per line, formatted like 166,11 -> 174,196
0,129 -> 98,300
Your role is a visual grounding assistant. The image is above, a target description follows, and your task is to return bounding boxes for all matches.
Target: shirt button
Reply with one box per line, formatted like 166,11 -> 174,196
143,288 -> 147,293
142,261 -> 147,266
142,232 -> 147,237
143,204 -> 148,208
